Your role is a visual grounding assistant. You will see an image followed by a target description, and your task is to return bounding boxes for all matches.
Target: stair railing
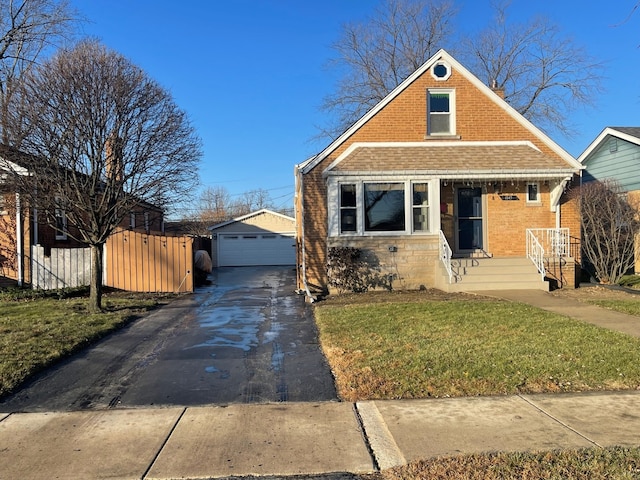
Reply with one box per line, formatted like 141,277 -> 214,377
439,230 -> 456,284
526,229 -> 546,280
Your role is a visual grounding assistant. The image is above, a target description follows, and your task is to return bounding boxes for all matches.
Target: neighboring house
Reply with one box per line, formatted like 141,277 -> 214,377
209,209 -> 296,267
0,147 -> 164,287
578,127 -> 640,273
295,49 -> 583,297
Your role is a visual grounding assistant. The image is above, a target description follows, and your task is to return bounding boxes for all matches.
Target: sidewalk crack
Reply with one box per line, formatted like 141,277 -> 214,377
141,407 -> 187,479
517,394 -> 603,448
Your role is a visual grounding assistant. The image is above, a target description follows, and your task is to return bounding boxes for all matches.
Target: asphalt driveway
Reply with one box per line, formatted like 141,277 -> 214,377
1,266 -> 337,411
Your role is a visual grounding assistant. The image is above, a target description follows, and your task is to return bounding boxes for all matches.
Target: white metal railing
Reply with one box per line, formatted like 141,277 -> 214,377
527,228 -> 570,257
526,230 -> 546,280
526,228 -> 570,280
439,230 -> 455,283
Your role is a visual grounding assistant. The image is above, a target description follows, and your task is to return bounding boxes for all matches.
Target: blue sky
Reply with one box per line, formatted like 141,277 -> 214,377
72,1 -> 639,215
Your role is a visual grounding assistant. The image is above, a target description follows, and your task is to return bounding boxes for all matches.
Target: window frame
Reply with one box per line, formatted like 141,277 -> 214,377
54,198 -> 68,240
330,178 -> 437,237
427,88 -> 456,137
526,182 -> 541,204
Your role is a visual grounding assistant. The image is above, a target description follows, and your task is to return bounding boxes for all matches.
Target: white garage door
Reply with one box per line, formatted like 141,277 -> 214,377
218,233 -> 296,266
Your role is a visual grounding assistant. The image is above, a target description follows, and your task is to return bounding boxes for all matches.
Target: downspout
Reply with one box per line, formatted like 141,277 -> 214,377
295,166 -> 315,302
15,192 -> 23,286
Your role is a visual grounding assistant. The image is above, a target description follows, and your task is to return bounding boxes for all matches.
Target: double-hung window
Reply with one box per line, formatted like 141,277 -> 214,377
412,183 -> 430,232
427,89 -> 455,136
340,184 -> 357,233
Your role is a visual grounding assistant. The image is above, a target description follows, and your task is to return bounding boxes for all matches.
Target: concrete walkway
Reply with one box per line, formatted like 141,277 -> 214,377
482,288 -> 640,338
2,289 -> 640,479
2,391 -> 640,479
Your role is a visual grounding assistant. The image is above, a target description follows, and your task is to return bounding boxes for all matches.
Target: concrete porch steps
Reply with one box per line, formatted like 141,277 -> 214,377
444,257 -> 549,292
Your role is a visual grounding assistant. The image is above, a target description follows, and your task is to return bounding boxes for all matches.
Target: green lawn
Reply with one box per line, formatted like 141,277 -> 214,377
0,289 -> 165,397
315,299 -> 640,401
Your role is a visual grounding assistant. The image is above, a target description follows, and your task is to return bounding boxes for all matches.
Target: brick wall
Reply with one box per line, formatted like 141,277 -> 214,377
299,60 -> 579,292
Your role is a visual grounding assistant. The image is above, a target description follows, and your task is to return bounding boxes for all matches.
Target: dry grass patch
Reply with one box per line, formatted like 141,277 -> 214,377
0,288 -> 172,397
380,446 -> 640,480
315,291 -> 640,401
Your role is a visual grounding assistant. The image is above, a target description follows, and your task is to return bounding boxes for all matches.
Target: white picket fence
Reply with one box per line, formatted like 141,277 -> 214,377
31,245 -> 92,290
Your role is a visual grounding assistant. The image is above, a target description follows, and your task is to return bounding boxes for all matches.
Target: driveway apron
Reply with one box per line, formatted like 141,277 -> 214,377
121,266 -> 337,406
1,266 -> 337,411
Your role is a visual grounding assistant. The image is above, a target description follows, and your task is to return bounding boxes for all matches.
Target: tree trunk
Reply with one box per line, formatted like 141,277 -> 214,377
89,243 -> 103,313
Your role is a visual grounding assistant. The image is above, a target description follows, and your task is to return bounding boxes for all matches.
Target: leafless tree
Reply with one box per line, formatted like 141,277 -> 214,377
0,0 -> 79,143
321,0 -> 456,138
574,180 -> 640,285
321,0 -> 603,139
230,188 -> 273,217
462,1 -> 603,136
6,39 -> 201,311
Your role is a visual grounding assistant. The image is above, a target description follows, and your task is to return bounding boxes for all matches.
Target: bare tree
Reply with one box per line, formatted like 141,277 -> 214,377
199,185 -> 231,224
0,0 -> 79,143
321,0 -> 602,139
575,180 -> 640,285
6,39 -> 201,311
462,1 -> 602,136
229,188 -> 273,218
321,0 -> 457,137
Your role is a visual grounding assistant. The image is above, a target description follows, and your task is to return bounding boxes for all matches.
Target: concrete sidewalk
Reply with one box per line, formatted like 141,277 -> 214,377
3,288 -> 640,479
482,288 -> 640,338
2,391 -> 640,479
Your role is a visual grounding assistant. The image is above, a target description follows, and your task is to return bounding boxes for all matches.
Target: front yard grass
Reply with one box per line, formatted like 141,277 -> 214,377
315,296 -> 640,401
0,289 -> 168,397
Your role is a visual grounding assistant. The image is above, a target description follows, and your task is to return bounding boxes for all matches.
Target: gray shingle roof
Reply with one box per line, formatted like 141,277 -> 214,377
328,143 -> 578,174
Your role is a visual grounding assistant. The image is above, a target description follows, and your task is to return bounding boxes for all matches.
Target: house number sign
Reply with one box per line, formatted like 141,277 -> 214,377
499,195 -> 519,201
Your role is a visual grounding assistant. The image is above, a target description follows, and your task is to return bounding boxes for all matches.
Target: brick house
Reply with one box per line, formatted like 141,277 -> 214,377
295,49 -> 582,298
0,148 -> 164,286
578,127 -> 640,273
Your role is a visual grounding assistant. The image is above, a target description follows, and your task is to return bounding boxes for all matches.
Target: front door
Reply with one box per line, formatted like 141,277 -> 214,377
455,187 -> 483,253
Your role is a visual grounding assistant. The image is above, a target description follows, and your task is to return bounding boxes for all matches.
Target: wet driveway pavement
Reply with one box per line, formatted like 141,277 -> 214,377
1,266 -> 337,411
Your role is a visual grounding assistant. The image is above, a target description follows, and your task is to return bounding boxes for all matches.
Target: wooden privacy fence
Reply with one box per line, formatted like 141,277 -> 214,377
105,229 -> 194,293
31,245 -> 91,290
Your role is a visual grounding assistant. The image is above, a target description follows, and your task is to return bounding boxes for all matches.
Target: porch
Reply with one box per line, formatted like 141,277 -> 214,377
437,228 -> 578,292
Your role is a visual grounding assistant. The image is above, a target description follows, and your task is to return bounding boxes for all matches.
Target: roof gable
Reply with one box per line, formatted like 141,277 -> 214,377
208,208 -> 295,231
578,127 -> 640,164
300,49 -> 579,174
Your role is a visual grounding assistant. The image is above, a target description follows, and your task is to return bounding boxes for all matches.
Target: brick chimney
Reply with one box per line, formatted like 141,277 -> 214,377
491,79 -> 505,99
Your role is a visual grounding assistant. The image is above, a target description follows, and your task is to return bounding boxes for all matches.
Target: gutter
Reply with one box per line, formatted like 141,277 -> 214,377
15,192 -> 23,286
294,167 -> 316,303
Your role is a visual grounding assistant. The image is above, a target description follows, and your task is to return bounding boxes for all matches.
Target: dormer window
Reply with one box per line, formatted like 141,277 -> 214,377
427,88 -> 455,136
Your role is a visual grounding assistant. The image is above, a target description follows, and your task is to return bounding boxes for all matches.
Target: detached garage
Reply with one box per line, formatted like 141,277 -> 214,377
209,209 -> 296,267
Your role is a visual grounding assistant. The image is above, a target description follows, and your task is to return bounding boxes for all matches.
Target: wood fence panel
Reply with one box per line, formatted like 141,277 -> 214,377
31,245 -> 91,290
105,230 -> 193,293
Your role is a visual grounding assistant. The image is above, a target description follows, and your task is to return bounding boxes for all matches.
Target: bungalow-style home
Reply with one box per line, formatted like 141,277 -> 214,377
295,49 -> 583,298
0,146 -> 164,287
208,209 -> 296,267
578,127 -> 640,273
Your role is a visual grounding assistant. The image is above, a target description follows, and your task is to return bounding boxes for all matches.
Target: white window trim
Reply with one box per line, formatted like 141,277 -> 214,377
328,177 -> 438,237
526,182 -> 541,204
129,212 -> 136,229
54,206 -> 67,240
431,60 -> 452,81
427,88 -> 456,137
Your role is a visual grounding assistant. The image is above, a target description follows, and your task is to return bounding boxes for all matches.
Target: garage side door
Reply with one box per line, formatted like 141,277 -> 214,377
218,233 -> 296,266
